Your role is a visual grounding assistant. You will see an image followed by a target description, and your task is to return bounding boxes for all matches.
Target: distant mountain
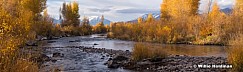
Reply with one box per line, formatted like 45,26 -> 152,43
140,13 -> 160,20
88,16 -> 111,26
128,8 -> 232,23
53,19 -> 62,24
128,13 -> 160,23
52,16 -> 111,26
221,8 -> 232,14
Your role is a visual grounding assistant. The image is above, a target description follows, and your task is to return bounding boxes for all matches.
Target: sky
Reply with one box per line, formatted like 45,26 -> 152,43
47,0 -> 235,22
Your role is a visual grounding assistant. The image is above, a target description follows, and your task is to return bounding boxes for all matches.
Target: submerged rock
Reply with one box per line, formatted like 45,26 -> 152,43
107,55 -> 129,69
107,60 -> 120,68
47,41 -> 56,43
40,54 -> 51,61
116,55 -> 230,72
94,43 -> 99,45
52,52 -> 64,57
113,55 -> 129,61
26,41 -> 38,46
30,54 -> 50,64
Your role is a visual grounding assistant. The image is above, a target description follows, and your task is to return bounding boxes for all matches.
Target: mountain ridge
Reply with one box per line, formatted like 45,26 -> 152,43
53,16 -> 111,26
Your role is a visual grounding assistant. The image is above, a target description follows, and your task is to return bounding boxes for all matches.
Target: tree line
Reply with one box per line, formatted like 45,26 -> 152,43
0,0 -> 108,71
108,0 -> 243,45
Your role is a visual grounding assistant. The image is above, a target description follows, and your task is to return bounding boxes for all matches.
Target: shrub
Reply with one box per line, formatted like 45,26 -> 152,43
0,49 -> 39,72
228,35 -> 243,71
132,43 -> 167,61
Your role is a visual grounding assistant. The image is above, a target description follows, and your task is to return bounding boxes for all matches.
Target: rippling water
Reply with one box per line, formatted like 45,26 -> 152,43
41,34 -> 228,57
39,34 -> 229,72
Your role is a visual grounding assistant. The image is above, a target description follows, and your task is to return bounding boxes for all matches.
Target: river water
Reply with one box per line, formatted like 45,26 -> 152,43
39,34 -> 228,72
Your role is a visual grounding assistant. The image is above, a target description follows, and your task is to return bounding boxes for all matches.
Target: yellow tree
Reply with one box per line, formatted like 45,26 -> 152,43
235,0 -> 243,12
80,17 -> 92,35
137,17 -> 143,24
209,2 -> 220,19
189,0 -> 200,15
160,0 -> 170,20
161,0 -> 197,42
146,14 -> 154,23
209,2 -> 221,37
232,0 -> 243,35
61,1 -> 80,27
161,0 -> 199,18
0,0 -> 41,71
42,9 -> 53,37
71,1 -> 80,27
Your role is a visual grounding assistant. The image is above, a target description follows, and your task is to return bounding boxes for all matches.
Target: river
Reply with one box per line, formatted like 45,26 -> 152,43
39,34 -> 228,72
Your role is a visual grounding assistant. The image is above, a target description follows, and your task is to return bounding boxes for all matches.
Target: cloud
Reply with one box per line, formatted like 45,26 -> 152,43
218,0 -> 235,8
86,6 -> 113,13
47,0 -> 234,22
116,8 -> 160,14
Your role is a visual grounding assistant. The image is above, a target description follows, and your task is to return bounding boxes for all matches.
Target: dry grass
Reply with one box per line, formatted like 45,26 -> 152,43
228,47 -> 243,72
132,43 -> 167,61
0,49 -> 39,72
228,34 -> 243,72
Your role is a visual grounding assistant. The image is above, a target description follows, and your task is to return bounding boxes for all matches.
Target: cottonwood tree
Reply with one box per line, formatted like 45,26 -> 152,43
80,17 -> 92,35
189,0 -> 200,15
146,14 -> 154,23
61,1 -> 80,27
235,0 -> 243,11
0,0 -> 46,71
137,17 -> 143,24
160,0 -> 170,20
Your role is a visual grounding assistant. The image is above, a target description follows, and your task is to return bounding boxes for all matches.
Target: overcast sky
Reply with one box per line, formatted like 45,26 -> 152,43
47,0 -> 235,22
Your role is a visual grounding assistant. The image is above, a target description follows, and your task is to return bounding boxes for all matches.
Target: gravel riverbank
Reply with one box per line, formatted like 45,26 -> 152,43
32,46 -> 232,72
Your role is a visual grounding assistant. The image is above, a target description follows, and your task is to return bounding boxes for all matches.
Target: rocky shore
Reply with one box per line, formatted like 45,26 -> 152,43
109,55 -> 230,72
85,47 -> 230,72
32,46 -> 231,72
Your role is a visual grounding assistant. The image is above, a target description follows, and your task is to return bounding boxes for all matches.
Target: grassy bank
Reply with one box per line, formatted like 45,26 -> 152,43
228,34 -> 243,72
132,43 -> 167,61
0,49 -> 39,72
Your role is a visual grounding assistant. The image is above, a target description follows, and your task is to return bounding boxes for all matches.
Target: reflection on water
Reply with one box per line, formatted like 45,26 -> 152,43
41,34 -> 134,51
41,34 -> 228,57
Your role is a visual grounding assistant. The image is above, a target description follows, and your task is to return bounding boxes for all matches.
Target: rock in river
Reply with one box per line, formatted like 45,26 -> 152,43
52,52 -> 64,57
107,60 -> 120,68
26,41 -> 38,46
113,55 -> 129,61
107,55 -> 129,68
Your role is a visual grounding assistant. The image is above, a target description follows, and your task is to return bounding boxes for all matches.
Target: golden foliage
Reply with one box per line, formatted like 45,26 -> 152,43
0,0 -> 45,71
228,35 -> 243,71
161,0 -> 200,20
109,0 -> 243,45
146,14 -> 154,23
137,17 -> 143,24
189,0 -> 200,15
92,15 -> 108,34
160,0 -> 170,20
61,1 -> 80,27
